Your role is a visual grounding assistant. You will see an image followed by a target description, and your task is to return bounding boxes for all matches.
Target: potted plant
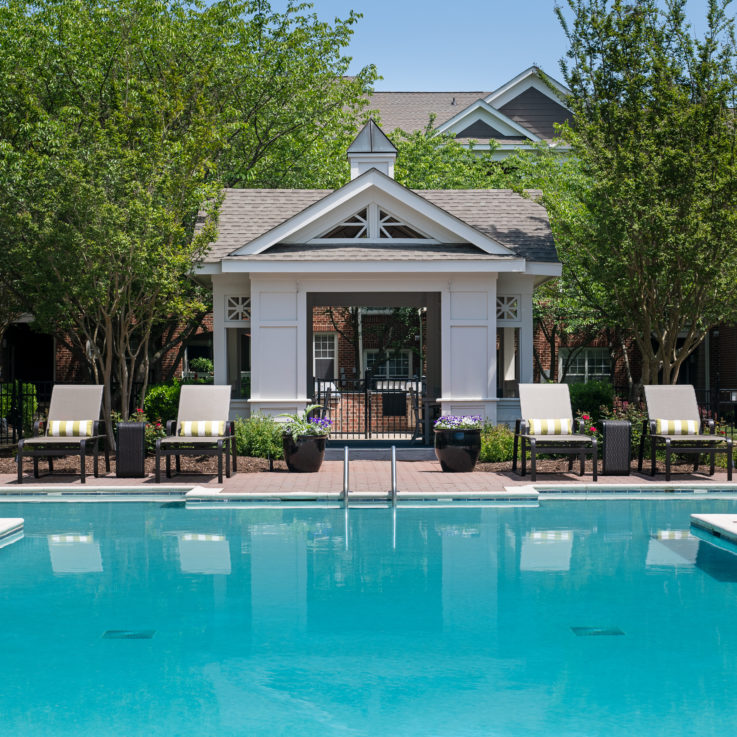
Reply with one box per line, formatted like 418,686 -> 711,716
434,415 -> 483,472
279,405 -> 332,473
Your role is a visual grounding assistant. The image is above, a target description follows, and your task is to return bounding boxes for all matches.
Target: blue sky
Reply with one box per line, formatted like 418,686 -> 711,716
272,0 -> 718,90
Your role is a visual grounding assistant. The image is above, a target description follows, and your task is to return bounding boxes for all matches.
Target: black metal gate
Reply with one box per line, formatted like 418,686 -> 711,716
312,377 -> 425,441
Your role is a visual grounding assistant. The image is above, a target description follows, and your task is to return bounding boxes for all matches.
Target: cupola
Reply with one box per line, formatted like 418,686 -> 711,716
347,119 -> 397,179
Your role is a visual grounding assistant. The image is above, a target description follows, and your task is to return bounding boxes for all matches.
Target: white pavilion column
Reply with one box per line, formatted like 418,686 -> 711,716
249,275 -> 308,417
440,274 -> 498,424
518,281 -> 534,384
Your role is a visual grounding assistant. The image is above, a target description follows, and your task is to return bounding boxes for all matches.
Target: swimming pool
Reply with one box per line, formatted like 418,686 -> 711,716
2,498 -> 737,736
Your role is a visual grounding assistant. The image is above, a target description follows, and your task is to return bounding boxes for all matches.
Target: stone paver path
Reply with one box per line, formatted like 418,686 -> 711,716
0,459 -> 733,496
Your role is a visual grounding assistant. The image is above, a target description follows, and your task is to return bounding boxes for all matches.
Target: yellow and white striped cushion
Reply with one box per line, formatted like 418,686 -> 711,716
527,418 -> 573,435
48,420 -> 94,437
654,419 -> 699,435
179,421 -> 226,437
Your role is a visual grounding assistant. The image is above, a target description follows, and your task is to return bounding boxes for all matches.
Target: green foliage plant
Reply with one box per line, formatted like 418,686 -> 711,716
479,423 -> 515,463
569,381 -> 614,423
234,415 -> 284,459
188,358 -> 214,374
143,381 -> 183,426
278,405 -> 332,437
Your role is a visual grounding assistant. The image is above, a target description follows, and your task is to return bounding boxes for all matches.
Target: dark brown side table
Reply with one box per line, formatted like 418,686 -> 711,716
116,422 -> 146,478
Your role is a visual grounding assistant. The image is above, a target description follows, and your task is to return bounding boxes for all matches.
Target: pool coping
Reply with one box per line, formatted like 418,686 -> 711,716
1,481 -> 737,504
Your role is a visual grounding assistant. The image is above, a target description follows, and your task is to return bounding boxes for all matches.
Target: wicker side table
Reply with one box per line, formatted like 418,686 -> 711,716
601,420 -> 631,475
116,422 -> 146,478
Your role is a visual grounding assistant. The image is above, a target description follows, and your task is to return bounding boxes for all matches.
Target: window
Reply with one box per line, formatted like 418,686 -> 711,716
561,347 -> 611,384
364,349 -> 412,379
313,333 -> 337,380
322,209 -> 369,239
318,204 -> 427,240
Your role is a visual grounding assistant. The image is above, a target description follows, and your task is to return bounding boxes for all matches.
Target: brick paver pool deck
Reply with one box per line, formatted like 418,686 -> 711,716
0,459 -> 734,495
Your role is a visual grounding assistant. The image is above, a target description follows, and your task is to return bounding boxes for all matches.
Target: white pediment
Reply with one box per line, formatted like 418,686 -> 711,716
485,66 -> 571,110
230,168 -> 515,257
435,99 -> 540,142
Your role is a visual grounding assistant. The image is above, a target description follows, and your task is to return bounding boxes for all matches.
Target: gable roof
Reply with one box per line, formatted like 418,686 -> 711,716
229,168 -> 516,257
367,66 -> 571,145
202,185 -> 557,264
434,99 -> 541,142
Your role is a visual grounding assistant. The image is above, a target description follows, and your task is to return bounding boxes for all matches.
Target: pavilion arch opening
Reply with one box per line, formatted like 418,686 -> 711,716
307,292 -> 441,442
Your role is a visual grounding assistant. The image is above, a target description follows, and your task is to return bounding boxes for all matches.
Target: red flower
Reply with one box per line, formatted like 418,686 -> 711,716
590,426 -> 597,433
582,414 -> 590,421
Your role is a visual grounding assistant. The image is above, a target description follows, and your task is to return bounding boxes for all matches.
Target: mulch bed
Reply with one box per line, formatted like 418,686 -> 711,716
0,453 -> 288,477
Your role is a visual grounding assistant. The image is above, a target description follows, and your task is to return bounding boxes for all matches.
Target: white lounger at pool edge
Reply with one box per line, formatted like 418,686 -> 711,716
0,518 -> 23,549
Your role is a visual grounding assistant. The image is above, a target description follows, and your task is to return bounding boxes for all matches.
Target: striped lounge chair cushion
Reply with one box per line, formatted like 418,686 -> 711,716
48,420 -> 95,437
527,418 -> 573,435
179,421 -> 226,437
654,419 -> 699,435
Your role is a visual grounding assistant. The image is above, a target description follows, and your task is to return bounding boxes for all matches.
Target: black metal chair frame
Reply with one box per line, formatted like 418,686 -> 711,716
637,418 -> 733,482
155,420 -> 237,484
513,419 -> 598,482
17,419 -> 110,484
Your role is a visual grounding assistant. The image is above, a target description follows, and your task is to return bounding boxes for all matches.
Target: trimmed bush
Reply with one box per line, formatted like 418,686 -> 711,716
143,380 -> 182,425
569,380 -> 614,423
235,414 -> 283,459
189,357 -> 214,373
479,422 -> 515,462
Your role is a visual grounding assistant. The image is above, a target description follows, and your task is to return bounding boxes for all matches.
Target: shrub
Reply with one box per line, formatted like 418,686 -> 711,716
235,414 -> 284,459
143,380 -> 182,425
188,357 -> 214,373
600,397 -> 649,457
479,422 -> 515,462
569,380 -> 614,423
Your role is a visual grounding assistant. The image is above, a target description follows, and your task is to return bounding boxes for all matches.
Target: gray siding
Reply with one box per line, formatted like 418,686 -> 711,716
499,88 -> 572,140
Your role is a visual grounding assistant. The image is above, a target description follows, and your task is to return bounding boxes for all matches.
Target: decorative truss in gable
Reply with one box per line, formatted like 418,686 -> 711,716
225,295 -> 251,321
317,204 -> 428,240
322,208 -> 369,239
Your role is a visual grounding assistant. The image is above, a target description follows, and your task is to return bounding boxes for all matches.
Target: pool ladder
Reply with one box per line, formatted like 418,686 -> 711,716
341,445 -> 398,507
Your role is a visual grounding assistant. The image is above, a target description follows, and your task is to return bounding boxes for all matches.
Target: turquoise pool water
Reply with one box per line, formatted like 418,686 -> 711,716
2,499 -> 737,736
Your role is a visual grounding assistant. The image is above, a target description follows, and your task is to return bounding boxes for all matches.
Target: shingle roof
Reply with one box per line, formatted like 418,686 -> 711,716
368,89 -> 567,143
203,187 -> 557,264
418,189 -> 556,262
369,92 -> 489,134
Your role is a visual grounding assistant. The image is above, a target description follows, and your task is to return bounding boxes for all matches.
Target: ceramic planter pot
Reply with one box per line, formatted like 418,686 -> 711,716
434,429 -> 481,472
282,433 -> 327,473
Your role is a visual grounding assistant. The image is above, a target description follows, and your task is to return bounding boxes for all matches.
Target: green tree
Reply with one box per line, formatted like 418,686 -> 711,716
0,0 -> 374,435
555,0 -> 737,385
391,120 -> 501,189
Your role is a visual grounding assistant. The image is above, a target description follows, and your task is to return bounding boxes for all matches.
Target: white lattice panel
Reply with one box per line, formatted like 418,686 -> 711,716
225,295 -> 251,321
496,295 -> 520,321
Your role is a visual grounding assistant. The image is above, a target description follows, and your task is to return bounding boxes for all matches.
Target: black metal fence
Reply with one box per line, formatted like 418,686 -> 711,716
0,380 -> 53,446
312,377 -> 425,440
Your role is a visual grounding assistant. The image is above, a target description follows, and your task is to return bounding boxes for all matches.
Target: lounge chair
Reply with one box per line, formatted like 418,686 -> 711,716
638,385 -> 732,481
513,383 -> 598,482
17,384 -> 108,484
154,385 -> 236,483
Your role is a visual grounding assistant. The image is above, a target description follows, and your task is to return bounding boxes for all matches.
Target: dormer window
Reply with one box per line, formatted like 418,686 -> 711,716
317,204 -> 428,240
